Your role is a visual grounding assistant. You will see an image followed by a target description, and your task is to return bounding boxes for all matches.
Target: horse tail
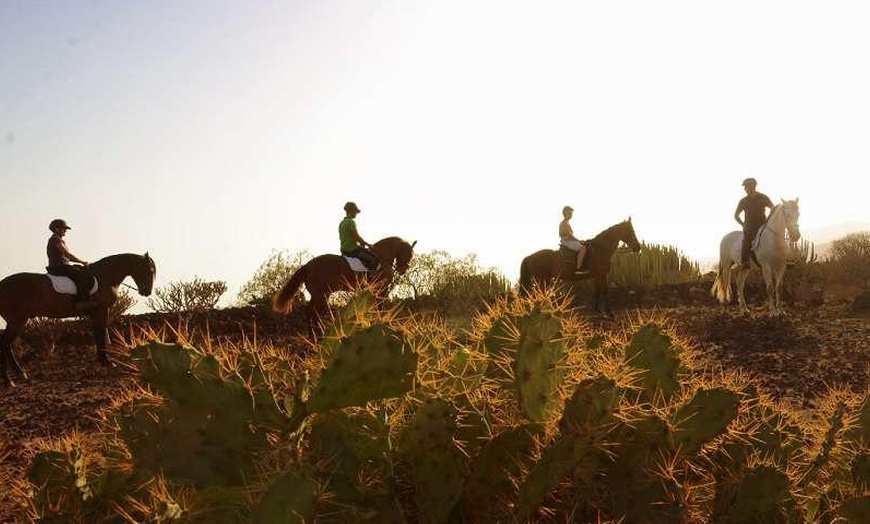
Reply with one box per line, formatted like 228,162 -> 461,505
272,262 -> 310,313
710,240 -> 733,304
518,256 -> 531,296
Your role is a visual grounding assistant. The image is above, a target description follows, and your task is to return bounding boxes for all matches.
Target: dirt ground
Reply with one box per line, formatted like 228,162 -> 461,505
2,287 -> 869,518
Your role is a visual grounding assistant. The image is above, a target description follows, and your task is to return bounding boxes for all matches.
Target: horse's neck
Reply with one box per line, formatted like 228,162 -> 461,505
373,238 -> 398,262
763,208 -> 786,238
90,254 -> 133,286
593,228 -> 623,253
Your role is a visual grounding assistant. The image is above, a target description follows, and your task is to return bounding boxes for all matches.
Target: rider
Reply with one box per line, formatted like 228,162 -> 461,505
46,218 -> 93,306
734,177 -> 775,269
339,202 -> 379,270
559,205 -> 589,275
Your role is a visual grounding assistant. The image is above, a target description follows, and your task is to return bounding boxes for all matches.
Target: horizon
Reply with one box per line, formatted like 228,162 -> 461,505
3,1 -> 870,316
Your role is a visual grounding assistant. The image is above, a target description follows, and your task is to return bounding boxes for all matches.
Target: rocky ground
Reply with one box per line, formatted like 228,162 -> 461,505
1,285 -> 868,518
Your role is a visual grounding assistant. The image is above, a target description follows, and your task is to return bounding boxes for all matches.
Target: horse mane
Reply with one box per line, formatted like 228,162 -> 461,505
89,253 -> 143,268
591,220 -> 629,243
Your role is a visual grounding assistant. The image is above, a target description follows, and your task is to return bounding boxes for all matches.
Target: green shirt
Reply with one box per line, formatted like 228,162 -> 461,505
339,217 -> 359,253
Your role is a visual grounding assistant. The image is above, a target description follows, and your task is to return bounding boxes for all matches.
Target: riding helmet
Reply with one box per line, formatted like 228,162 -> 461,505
49,218 -> 71,231
344,202 -> 361,213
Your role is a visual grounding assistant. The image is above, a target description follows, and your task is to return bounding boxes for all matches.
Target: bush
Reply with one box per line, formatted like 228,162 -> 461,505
146,277 -> 228,314
237,250 -> 311,307
108,288 -> 136,322
392,250 -> 512,314
826,232 -> 870,286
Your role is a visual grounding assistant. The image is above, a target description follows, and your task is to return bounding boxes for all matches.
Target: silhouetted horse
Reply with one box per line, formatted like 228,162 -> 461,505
519,219 -> 641,315
712,199 -> 800,315
0,253 -> 156,386
272,237 -> 415,337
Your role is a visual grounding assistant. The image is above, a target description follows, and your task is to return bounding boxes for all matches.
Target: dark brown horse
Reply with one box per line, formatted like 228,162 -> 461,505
519,218 -> 641,316
272,237 -> 416,336
0,253 -> 156,386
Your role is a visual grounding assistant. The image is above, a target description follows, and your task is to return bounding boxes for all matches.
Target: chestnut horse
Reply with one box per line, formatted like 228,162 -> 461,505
0,253 -> 157,386
272,237 -> 416,336
519,218 -> 641,316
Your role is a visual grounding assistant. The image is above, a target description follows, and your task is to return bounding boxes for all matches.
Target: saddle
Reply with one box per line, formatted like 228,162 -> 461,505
45,274 -> 99,295
343,257 -> 371,272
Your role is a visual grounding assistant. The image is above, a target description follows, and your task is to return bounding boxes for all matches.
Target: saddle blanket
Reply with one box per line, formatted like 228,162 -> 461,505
344,257 -> 370,272
46,274 -> 99,295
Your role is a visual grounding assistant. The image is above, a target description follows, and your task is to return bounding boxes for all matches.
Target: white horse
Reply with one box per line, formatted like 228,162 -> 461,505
711,199 -> 801,315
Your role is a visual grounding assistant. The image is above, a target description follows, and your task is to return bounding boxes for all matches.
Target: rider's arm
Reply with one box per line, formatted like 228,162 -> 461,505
57,240 -> 88,265
733,202 -> 744,227
351,224 -> 369,248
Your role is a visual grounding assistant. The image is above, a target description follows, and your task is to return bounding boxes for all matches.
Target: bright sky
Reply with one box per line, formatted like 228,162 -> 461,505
3,1 -> 870,311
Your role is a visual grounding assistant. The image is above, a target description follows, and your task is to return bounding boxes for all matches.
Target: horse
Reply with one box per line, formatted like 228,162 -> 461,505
519,218 -> 642,316
0,253 -> 157,386
711,199 -> 800,315
272,237 -> 416,337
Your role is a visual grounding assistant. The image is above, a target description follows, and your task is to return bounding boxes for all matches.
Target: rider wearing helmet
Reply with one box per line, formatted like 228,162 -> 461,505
734,178 -> 775,269
559,206 -> 589,275
46,219 -> 93,306
339,202 -> 379,270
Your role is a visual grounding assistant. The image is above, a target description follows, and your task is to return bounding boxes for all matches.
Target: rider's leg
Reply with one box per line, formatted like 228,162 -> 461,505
575,244 -> 588,273
741,228 -> 753,269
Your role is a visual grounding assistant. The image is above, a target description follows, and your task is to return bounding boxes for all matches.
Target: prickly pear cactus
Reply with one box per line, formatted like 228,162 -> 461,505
253,472 -> 318,524
559,376 -> 620,434
305,324 -> 417,413
514,311 -> 566,422
711,465 -> 799,523
404,399 -> 464,524
120,341 -> 287,486
671,387 -> 740,455
459,423 -> 544,522
836,496 -> 870,523
482,313 -> 518,382
27,447 -> 94,515
624,323 -> 682,402
320,290 -> 376,352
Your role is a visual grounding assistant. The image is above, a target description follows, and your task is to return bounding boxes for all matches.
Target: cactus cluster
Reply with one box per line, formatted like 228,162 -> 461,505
17,289 -> 870,523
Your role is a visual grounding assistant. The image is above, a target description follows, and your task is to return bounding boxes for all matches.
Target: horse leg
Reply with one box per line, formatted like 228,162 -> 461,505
1,320 -> 29,386
759,265 -> 777,316
307,294 -> 329,340
91,308 -> 114,367
735,268 -> 750,313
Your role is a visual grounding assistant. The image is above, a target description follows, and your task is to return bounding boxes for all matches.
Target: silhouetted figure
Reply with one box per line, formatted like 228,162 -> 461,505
46,218 -> 93,307
559,205 -> 589,275
339,202 -> 379,270
734,178 -> 775,269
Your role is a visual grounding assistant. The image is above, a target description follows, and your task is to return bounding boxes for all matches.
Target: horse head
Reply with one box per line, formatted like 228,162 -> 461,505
780,198 -> 801,242
394,240 -> 417,275
131,252 -> 157,296
619,217 -> 642,252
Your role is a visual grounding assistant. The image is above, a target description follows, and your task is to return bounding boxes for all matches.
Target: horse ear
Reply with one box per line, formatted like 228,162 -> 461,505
795,197 -> 799,204
627,216 -> 632,222
780,198 -> 786,205
144,251 -> 150,259
411,240 -> 417,248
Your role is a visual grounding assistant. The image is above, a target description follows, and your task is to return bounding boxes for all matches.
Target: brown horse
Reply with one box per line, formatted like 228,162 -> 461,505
519,218 -> 641,316
272,237 -> 416,336
0,253 -> 156,386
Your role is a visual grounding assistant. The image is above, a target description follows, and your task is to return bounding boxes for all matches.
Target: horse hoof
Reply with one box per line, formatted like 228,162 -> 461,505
2,377 -> 14,388
97,355 -> 116,368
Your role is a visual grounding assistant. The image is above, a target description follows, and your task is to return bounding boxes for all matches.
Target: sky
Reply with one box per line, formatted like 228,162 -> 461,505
2,0 -> 870,313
